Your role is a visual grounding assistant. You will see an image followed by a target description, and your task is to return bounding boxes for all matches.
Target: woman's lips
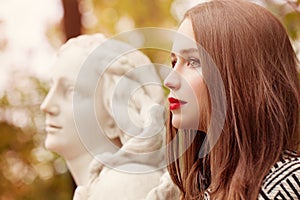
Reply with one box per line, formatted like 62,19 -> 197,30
168,97 -> 187,110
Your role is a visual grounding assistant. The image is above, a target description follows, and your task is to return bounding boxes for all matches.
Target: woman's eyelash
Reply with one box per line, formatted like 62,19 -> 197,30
171,59 -> 177,68
171,57 -> 200,68
187,58 -> 201,68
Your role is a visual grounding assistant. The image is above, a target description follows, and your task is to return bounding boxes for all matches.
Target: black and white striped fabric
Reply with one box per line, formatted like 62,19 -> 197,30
204,151 -> 300,199
259,151 -> 300,199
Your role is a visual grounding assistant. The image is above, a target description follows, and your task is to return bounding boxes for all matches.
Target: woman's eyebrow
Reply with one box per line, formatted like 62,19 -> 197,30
179,48 -> 198,55
171,48 -> 199,58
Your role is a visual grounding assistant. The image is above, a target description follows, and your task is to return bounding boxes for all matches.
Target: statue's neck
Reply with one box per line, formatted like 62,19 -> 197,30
65,152 -> 93,186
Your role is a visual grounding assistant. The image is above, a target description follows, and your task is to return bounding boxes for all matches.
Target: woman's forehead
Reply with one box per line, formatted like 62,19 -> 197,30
172,18 -> 197,55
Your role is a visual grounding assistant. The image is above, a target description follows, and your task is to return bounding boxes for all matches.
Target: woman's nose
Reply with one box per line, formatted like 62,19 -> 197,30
40,88 -> 60,116
164,70 -> 180,91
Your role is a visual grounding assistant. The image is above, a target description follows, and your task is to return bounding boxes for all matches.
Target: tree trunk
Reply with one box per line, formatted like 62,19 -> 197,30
61,0 -> 82,41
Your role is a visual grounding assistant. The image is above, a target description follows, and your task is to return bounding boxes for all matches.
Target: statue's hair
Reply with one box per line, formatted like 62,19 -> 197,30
58,34 -> 107,56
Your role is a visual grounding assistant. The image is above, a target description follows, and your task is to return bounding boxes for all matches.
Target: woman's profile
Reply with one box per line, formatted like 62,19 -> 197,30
164,1 -> 300,199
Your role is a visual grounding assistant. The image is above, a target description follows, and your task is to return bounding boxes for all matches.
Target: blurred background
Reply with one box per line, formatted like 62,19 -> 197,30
0,0 -> 299,199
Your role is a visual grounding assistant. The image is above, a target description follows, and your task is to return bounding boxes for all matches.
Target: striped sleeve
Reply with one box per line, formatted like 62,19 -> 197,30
258,156 -> 300,199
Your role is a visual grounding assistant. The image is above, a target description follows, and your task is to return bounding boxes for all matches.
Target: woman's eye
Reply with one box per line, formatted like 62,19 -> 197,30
187,58 -> 201,68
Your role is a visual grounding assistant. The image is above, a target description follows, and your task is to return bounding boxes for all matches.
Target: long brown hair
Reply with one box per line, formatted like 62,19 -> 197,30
167,1 -> 300,199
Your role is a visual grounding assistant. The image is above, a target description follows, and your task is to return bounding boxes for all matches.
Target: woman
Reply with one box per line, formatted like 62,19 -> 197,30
164,1 -> 300,199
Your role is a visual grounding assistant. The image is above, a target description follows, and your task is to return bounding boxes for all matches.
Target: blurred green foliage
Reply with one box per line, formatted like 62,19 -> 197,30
0,0 -> 299,200
89,0 -> 177,34
0,76 -> 74,199
266,0 -> 300,40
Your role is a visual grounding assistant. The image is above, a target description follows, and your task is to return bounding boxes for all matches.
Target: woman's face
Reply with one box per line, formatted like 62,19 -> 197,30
164,18 -> 210,131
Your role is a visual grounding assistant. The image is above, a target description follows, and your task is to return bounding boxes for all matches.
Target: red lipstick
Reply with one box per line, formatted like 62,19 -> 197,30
168,97 -> 186,110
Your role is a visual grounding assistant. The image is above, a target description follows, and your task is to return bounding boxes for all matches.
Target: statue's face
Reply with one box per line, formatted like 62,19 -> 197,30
40,46 -> 90,159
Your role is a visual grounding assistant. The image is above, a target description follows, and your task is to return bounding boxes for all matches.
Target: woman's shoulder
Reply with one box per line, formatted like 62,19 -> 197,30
259,150 -> 300,199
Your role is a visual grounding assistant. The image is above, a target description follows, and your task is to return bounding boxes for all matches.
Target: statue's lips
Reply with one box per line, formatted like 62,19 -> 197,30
45,123 -> 62,133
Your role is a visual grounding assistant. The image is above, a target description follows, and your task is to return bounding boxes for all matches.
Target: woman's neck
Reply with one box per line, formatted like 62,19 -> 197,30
65,152 -> 93,186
